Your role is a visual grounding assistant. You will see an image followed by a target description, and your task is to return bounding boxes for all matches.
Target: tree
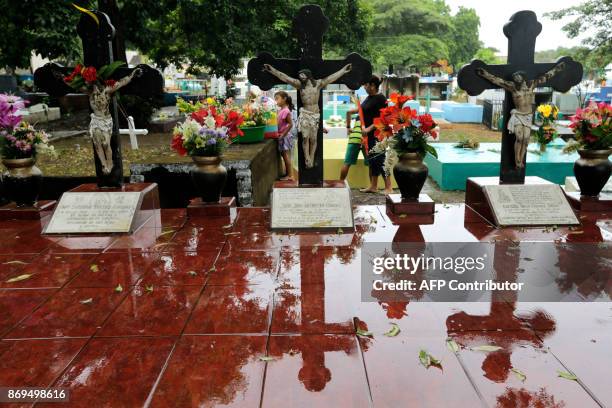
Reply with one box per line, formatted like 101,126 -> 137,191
473,47 -> 505,65
0,0 -> 89,73
545,1 -> 611,70
447,7 -> 480,70
536,46 -> 608,81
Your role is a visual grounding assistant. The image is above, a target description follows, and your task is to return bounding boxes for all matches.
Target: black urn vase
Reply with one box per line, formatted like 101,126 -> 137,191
190,156 -> 227,203
2,158 -> 42,207
574,149 -> 611,197
393,152 -> 428,200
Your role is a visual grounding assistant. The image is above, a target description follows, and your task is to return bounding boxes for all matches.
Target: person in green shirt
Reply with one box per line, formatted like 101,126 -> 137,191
340,112 -> 368,181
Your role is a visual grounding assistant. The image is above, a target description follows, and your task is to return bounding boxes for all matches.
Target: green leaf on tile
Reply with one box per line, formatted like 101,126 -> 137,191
90,264 -> 99,272
114,284 -> 123,293
188,271 -> 198,276
259,356 -> 275,362
337,228 -> 344,234
356,328 -> 373,338
511,368 -> 526,382
399,214 -> 407,218
446,338 -> 460,353
79,298 -> 93,304
2,260 -> 28,265
145,285 -> 154,293
158,229 -> 175,237
557,370 -> 578,381
5,274 -> 32,283
383,323 -> 400,337
472,345 -> 502,352
419,349 -> 441,368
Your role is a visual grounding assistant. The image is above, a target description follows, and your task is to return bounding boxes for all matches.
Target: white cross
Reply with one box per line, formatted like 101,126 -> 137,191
119,116 -> 148,150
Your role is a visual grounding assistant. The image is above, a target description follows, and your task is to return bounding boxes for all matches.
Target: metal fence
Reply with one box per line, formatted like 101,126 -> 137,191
482,99 -> 504,130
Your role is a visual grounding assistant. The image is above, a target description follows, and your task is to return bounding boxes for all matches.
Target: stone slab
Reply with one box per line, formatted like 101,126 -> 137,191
187,197 -> 236,217
0,200 -> 56,220
565,191 -> 612,212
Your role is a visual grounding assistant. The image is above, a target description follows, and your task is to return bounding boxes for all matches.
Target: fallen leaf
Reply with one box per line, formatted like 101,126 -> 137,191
523,257 -> 534,261
209,266 -> 216,273
158,229 -> 175,237
5,274 -> 32,283
79,298 -> 93,304
259,356 -> 275,362
356,328 -> 373,338
114,284 -> 123,293
472,345 -> 503,352
222,224 -> 233,229
145,285 -> 154,293
557,370 -> 578,381
188,271 -> 198,276
2,260 -> 28,265
446,338 -> 460,353
511,368 -> 527,382
337,228 -> 344,234
311,246 -> 319,254
419,349 -> 441,368
90,264 -> 99,272
383,323 -> 401,337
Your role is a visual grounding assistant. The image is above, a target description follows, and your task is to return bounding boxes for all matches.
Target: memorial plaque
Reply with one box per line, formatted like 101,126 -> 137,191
482,184 -> 579,226
45,192 -> 142,234
271,187 -> 353,229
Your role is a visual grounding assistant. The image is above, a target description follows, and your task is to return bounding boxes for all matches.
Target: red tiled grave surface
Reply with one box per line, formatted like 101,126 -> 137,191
0,204 -> 609,406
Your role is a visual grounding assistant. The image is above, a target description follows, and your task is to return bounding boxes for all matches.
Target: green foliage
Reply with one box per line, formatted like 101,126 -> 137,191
473,47 -> 505,65
367,0 -> 480,73
536,46 -> 609,81
0,0 -> 90,71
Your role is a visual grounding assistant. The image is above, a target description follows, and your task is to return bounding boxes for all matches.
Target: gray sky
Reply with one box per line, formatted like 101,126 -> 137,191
446,0 -> 585,53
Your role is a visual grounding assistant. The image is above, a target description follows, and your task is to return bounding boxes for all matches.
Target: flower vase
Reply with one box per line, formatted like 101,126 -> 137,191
190,156 -> 227,203
393,152 -> 428,200
574,149 -> 612,197
1,158 -> 43,207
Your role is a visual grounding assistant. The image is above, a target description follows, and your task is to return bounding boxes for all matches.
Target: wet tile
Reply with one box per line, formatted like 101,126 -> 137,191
49,236 -> 117,253
6,287 -> 126,338
263,335 -> 370,407
39,337 -> 174,408
430,301 -> 531,333
0,230 -> 57,255
0,254 -> 37,276
68,252 -> 160,288
103,226 -> 165,252
271,288 -> 354,334
0,253 -> 96,289
140,251 -> 217,286
0,338 -> 86,387
185,285 -> 272,334
0,289 -> 54,335
360,334 -> 483,407
160,208 -> 187,228
149,335 -> 266,407
170,225 -> 227,252
354,301 -> 447,337
233,208 -> 270,228
456,333 -> 599,408
207,250 -> 279,286
98,285 -> 200,337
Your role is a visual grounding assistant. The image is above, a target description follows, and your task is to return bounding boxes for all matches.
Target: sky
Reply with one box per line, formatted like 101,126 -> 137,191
446,0 -> 585,53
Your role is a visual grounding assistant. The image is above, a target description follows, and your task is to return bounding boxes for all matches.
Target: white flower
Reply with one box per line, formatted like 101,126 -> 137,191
204,116 -> 216,129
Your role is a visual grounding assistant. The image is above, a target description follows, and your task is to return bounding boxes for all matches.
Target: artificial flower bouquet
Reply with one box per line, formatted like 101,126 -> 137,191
241,103 -> 272,128
63,61 -> 125,89
564,101 -> 611,152
370,93 -> 439,175
171,101 -> 244,157
534,104 -> 559,147
0,94 -> 53,159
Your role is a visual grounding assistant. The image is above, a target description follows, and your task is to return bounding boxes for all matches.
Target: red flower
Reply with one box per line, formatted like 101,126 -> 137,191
389,93 -> 412,107
170,133 -> 187,156
190,108 -> 209,125
418,113 -> 435,132
82,66 -> 97,83
373,117 -> 393,140
73,64 -> 83,74
104,79 -> 117,88
63,73 -> 76,83
223,110 -> 245,137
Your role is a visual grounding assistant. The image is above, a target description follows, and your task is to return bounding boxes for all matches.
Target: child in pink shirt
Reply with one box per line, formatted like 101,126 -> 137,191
274,91 -> 294,181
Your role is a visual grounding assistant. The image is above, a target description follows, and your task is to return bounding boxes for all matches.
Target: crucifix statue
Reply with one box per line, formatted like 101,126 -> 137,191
263,63 -> 352,168
458,11 -> 582,183
248,5 -> 371,185
34,7 -> 163,188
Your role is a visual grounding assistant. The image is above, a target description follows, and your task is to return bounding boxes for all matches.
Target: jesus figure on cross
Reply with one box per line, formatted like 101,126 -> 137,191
476,61 -> 566,168
263,63 -> 352,168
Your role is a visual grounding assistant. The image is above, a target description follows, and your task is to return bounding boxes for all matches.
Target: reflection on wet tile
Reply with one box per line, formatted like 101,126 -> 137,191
208,250 -> 279,286
0,338 -> 86,387
263,335 -> 370,407
39,337 -> 174,408
150,335 -> 266,407
98,285 -> 201,336
6,287 -> 125,338
141,251 -> 217,286
185,285 -> 272,334
68,252 -> 160,288
0,289 -> 54,335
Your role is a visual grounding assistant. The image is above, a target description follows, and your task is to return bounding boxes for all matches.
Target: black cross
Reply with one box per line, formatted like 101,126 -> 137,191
247,5 -> 372,186
34,9 -> 163,188
457,11 -> 582,184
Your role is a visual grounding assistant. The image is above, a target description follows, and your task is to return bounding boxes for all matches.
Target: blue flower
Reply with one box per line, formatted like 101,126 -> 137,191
401,128 -> 413,143
411,119 -> 421,128
207,138 -> 217,145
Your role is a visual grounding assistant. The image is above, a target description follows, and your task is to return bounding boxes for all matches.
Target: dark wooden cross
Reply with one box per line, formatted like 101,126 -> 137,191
457,11 -> 582,184
34,9 -> 163,188
247,5 -> 372,185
